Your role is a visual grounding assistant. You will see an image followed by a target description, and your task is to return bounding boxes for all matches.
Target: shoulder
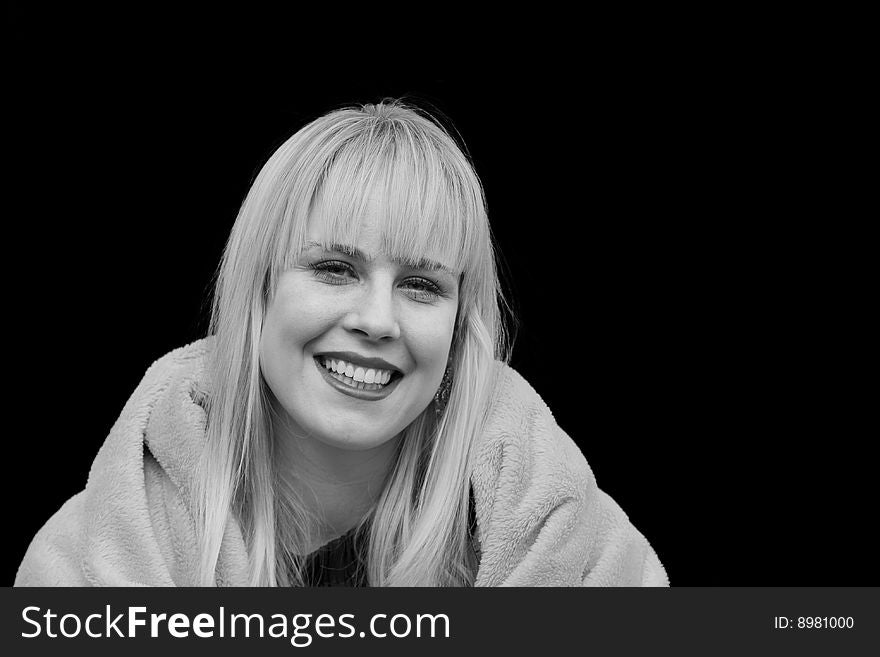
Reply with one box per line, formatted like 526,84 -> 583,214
15,493 -> 88,586
472,363 -> 669,587
484,362 -> 566,437
138,337 -> 213,404
17,339 -> 213,586
477,361 -> 596,499
139,338 -> 213,495
470,363 -> 599,585
86,337 -> 212,506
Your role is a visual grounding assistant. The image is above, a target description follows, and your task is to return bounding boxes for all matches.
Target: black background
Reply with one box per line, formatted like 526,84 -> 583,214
6,7 -> 873,586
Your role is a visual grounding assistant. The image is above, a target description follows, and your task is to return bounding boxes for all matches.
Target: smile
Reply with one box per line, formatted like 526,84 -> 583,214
313,356 -> 402,401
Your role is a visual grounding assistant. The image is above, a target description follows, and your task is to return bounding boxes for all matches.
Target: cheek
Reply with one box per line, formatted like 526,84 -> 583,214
267,286 -> 338,348
259,287 -> 335,393
258,310 -> 291,402
406,310 -> 457,371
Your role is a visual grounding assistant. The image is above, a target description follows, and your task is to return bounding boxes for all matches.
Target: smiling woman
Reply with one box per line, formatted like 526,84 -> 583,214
15,100 -> 668,587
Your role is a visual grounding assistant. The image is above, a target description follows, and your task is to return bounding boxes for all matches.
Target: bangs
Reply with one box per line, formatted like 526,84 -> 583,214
289,119 -> 485,276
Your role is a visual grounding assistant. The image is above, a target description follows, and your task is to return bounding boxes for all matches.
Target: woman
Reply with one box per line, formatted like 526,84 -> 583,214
16,101 -> 668,587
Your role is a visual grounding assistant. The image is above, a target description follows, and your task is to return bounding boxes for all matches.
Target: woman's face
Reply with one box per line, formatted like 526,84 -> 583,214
260,198 -> 460,452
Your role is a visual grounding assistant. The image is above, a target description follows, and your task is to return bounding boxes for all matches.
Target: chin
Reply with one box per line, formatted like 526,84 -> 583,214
315,429 -> 398,452
302,414 -> 399,450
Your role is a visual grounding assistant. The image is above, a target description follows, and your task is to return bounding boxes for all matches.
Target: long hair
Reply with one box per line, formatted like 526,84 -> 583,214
195,100 -> 512,586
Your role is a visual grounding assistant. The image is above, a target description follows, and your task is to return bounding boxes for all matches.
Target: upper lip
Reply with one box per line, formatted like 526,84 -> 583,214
317,351 -> 403,374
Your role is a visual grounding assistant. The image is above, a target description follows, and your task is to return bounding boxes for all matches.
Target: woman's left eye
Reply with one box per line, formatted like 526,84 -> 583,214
401,277 -> 443,301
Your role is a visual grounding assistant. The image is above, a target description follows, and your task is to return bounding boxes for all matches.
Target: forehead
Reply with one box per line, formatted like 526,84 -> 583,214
303,187 -> 460,273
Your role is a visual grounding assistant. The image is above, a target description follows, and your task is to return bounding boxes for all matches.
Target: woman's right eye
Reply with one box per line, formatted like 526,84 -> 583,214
309,260 -> 357,284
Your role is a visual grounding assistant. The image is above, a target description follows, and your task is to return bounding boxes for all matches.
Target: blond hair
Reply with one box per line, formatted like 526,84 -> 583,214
196,100 -> 511,586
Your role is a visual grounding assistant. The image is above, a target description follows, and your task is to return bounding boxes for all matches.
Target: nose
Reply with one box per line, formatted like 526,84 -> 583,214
342,281 -> 401,341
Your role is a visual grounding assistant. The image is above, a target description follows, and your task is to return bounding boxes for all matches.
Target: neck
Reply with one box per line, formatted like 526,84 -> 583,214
272,414 -> 401,545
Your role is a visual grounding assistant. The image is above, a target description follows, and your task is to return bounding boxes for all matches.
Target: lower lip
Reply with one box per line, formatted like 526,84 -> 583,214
313,357 -> 402,401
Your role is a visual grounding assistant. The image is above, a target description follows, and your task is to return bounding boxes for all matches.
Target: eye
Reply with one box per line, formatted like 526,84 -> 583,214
401,277 -> 443,302
309,260 -> 356,285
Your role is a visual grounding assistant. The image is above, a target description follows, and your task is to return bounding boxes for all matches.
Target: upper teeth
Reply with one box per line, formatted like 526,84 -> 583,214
321,357 -> 394,384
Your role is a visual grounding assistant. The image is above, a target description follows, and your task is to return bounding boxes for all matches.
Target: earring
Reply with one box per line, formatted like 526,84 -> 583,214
434,365 -> 453,417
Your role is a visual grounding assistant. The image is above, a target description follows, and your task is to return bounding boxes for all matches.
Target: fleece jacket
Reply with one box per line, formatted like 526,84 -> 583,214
16,339 -> 669,587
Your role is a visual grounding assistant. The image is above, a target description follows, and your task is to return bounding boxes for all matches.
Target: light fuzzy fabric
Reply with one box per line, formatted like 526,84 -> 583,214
15,339 -> 668,587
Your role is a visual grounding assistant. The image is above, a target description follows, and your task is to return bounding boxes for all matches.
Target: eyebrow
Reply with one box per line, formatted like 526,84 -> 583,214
303,241 -> 455,274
